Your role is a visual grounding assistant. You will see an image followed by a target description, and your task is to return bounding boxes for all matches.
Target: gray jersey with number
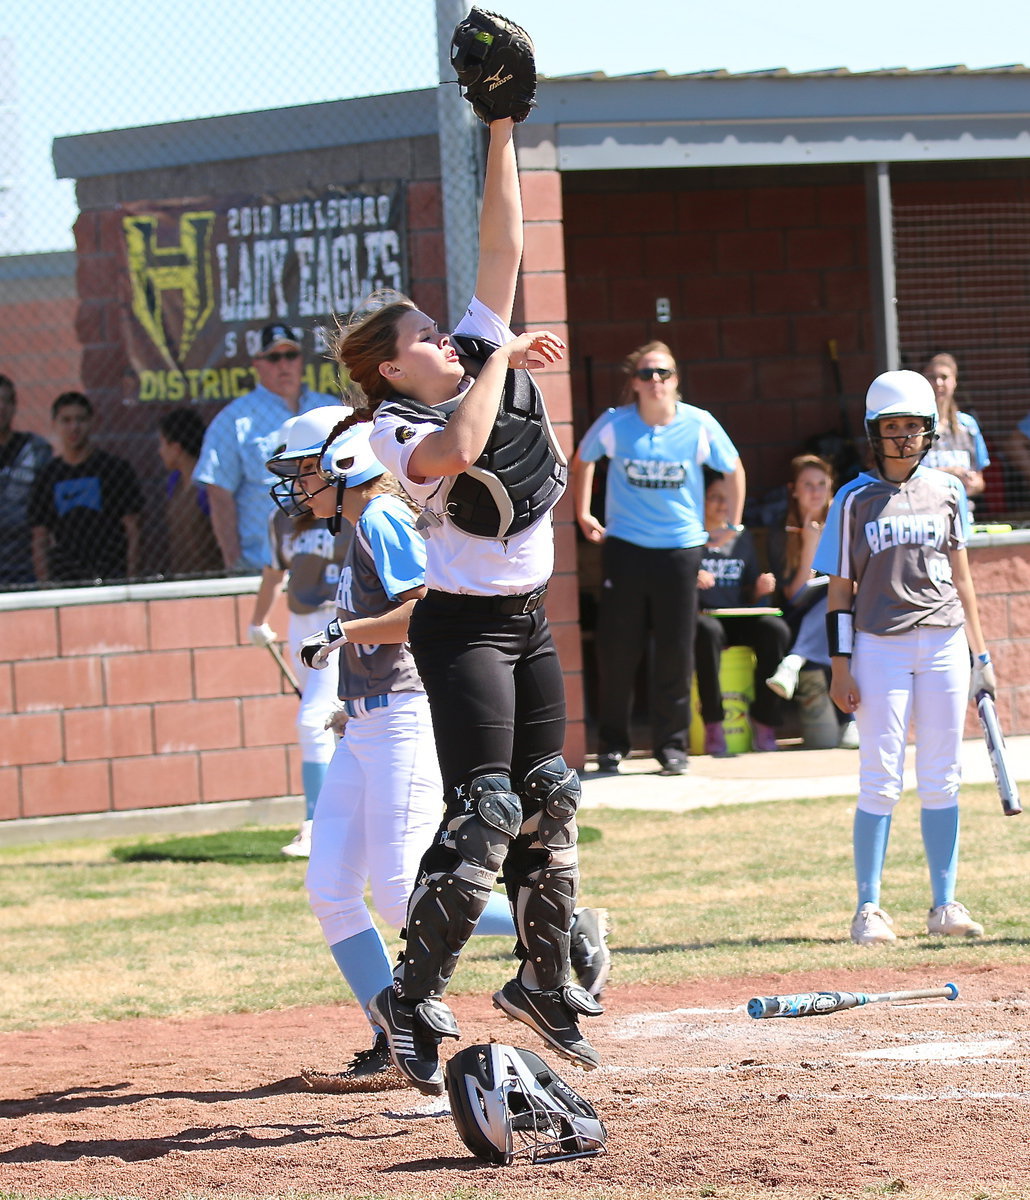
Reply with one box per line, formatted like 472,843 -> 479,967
812,466 -> 968,635
270,511 -> 352,614
335,494 -> 425,702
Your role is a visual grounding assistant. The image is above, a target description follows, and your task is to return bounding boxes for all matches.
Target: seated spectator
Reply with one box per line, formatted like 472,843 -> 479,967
921,353 -> 989,500
0,373 -> 52,585
157,409 -> 222,576
764,454 -> 858,749
29,392 -> 143,585
696,470 -> 792,755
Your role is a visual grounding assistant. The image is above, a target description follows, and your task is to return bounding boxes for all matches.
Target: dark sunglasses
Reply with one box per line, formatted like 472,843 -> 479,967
635,367 -> 674,381
262,350 -> 301,364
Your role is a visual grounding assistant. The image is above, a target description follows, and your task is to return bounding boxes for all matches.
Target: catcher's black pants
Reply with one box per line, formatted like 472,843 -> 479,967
403,589 -> 572,996
595,536 -> 704,762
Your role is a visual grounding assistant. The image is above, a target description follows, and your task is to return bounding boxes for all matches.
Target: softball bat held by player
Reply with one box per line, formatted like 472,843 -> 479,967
976,690 -> 1022,816
747,982 -> 959,1019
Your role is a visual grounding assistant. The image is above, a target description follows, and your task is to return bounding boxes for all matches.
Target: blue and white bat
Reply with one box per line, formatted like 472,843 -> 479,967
747,982 -> 959,1019
977,691 -> 1021,817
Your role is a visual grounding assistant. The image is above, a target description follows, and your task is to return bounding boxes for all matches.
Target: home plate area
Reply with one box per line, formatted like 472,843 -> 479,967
1,965 -> 1027,1198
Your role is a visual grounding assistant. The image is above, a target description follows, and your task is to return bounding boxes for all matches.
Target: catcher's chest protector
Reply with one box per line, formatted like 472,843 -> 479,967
384,337 -> 567,540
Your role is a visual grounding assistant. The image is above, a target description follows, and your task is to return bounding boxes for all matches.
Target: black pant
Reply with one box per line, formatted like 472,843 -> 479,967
408,593 -> 566,791
595,537 -> 703,761
402,591 -> 573,997
694,612 -> 792,727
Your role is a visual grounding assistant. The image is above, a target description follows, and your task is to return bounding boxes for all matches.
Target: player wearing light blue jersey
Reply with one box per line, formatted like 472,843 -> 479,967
814,371 -> 995,946
572,342 -> 743,776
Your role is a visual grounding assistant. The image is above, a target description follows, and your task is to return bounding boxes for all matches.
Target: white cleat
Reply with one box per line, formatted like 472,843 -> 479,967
927,901 -> 983,938
281,820 -> 312,858
850,902 -> 897,946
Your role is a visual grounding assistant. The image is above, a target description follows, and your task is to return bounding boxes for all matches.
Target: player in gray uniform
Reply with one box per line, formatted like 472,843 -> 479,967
814,371 -> 996,946
250,410 -> 355,857
267,409 -> 549,1088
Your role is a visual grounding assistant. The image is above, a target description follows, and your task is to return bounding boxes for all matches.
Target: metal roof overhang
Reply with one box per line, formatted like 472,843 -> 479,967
536,74 -> 1030,169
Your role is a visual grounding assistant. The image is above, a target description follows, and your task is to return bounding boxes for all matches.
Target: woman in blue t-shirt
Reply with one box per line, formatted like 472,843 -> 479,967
572,342 -> 745,776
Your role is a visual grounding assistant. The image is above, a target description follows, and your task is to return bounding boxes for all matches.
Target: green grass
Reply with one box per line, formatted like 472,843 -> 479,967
1,787 -> 1027,1031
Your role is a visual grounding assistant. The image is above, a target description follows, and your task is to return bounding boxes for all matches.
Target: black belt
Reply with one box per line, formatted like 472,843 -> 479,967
424,586 -> 548,616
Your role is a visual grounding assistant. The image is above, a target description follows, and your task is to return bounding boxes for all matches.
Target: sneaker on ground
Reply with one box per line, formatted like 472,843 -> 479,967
750,720 -> 779,752
838,720 -> 860,750
367,987 -> 458,1096
704,722 -> 730,757
300,1033 -> 405,1093
658,750 -> 688,776
766,654 -> 804,700
570,907 -> 612,998
850,902 -> 897,946
492,978 -> 602,1070
595,752 -> 623,774
281,820 -> 312,858
927,901 -> 983,938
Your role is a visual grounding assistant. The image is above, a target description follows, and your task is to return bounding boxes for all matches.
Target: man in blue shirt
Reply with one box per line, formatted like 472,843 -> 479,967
193,324 -> 342,571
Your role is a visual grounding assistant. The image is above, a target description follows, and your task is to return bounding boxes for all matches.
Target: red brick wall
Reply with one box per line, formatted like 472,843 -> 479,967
562,171 -> 875,499
0,584 -> 301,822
0,256 -> 82,437
515,165 -> 586,767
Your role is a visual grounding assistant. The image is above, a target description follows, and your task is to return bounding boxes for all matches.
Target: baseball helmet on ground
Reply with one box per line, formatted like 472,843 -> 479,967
445,1043 -> 606,1166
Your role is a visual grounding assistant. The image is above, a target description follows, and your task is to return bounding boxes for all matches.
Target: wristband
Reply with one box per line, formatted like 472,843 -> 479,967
723,522 -> 745,533
326,618 -> 348,645
826,610 -> 854,658
977,651 -> 991,665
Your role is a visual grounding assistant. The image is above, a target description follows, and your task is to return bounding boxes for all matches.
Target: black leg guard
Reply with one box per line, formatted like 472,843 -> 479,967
506,756 -> 582,992
398,774 -> 521,1001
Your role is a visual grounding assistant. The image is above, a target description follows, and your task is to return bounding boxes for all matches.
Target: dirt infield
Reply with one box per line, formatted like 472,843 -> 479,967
2,963 -> 1028,1199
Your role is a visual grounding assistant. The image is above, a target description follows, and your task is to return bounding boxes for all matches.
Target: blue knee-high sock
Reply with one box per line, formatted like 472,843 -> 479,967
473,888 -> 516,937
921,805 -> 960,909
301,761 -> 328,822
854,809 -> 892,908
329,927 -> 394,1027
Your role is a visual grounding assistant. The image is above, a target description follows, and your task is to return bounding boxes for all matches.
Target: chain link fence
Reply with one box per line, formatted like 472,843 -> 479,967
0,0 -> 489,591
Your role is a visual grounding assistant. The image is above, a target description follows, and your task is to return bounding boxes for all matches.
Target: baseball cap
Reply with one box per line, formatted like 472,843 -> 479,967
258,323 -> 301,355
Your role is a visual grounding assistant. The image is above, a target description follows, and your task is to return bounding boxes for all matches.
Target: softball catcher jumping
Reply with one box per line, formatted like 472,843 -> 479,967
814,370 -> 996,945
332,9 -> 606,1097
267,409 -> 608,1088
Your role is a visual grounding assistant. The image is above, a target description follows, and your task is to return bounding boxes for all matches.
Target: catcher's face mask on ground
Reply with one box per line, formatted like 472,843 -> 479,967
446,1043 -> 607,1166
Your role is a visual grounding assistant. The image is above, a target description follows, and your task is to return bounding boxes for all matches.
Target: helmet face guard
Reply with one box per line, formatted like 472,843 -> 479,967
446,1043 -> 606,1167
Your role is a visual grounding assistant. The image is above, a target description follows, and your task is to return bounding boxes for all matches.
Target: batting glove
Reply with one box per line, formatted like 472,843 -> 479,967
299,630 -> 331,670
248,622 -> 277,647
970,652 -> 996,700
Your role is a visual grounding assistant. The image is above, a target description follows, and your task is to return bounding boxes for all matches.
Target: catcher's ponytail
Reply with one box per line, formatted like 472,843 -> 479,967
332,291 -> 418,414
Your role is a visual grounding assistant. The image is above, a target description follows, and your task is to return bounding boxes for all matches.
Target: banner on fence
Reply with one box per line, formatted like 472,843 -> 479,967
118,184 -> 407,404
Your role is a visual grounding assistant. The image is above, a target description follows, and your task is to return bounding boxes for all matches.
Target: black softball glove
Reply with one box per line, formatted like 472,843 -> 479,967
450,7 -> 537,124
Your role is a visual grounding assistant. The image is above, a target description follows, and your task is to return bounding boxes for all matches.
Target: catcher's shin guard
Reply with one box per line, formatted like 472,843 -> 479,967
398,774 -> 521,1000
508,756 -> 581,991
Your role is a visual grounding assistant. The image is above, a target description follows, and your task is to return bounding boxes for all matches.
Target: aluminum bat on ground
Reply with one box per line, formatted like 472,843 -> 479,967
747,982 -> 959,1019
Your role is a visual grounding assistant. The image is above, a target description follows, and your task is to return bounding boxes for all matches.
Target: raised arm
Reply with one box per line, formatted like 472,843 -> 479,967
473,118 -> 522,327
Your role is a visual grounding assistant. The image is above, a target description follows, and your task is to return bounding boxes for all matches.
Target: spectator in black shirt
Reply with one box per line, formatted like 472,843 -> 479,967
29,392 -> 143,584
0,374 -> 53,585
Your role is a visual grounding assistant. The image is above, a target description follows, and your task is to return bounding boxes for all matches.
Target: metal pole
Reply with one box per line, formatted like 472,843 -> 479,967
435,0 -> 483,328
865,161 -> 900,372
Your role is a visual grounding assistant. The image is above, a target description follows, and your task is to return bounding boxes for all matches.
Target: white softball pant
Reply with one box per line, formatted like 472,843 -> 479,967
288,607 -> 338,765
852,624 -> 970,816
305,691 -> 441,945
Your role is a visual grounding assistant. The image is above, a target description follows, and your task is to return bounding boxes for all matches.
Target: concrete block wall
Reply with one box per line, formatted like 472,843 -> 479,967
0,582 -> 300,822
